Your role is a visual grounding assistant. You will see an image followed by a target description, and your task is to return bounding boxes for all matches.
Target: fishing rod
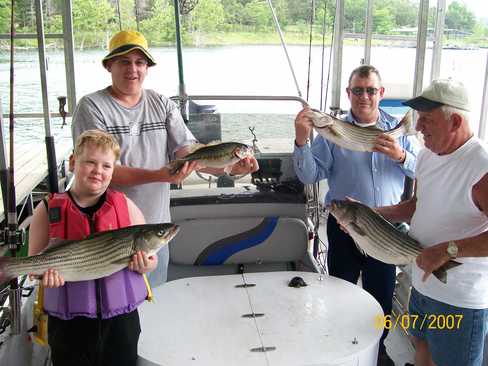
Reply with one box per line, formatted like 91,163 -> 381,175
5,0 -> 23,336
0,99 -> 8,216
266,0 -> 303,99
35,0 -> 59,195
174,0 -> 188,122
301,0 -> 323,266
116,0 -> 122,31
319,0 -> 332,112
305,0 -> 315,102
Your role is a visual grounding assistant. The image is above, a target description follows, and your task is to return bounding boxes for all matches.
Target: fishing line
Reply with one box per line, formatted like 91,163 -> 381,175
323,0 -> 335,113
305,0 -> 315,102
266,0 -> 303,98
319,0 -> 331,112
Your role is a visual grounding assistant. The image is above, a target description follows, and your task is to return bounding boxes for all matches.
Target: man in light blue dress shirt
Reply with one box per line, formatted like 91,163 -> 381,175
293,65 -> 419,366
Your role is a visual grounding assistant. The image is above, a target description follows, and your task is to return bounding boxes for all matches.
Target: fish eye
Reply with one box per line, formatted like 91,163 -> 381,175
157,230 -> 164,237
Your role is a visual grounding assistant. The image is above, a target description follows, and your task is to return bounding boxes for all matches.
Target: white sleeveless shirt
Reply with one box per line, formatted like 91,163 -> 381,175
409,136 -> 488,308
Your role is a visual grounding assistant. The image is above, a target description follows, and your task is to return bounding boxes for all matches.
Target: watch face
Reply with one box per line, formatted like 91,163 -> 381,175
447,242 -> 458,258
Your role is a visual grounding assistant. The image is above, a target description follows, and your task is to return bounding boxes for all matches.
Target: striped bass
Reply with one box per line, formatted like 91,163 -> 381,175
328,200 -> 460,284
306,109 -> 416,152
169,142 -> 254,174
0,223 -> 179,283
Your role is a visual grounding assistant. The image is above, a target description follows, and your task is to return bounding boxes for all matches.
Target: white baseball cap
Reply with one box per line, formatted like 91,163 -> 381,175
403,78 -> 470,112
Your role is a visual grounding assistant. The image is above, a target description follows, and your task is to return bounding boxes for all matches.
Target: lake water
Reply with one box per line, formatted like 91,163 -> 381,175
0,44 -> 487,143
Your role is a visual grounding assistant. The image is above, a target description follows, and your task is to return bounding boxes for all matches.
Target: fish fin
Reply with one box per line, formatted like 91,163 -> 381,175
397,110 -> 416,135
205,140 -> 222,146
187,143 -> 207,154
309,110 -> 335,128
350,238 -> 367,257
432,260 -> 462,284
167,159 -> 186,175
223,165 -> 232,174
350,222 -> 367,236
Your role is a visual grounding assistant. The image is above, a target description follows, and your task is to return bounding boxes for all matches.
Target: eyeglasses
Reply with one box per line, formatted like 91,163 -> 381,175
349,87 -> 380,96
113,58 -> 148,68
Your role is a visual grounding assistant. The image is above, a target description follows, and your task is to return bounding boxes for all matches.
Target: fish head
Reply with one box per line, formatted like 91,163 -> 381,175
135,223 -> 180,256
308,109 -> 335,128
327,200 -> 357,225
234,144 -> 255,159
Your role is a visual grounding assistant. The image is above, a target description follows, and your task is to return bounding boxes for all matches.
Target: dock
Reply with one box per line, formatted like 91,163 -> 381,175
0,135 -> 73,221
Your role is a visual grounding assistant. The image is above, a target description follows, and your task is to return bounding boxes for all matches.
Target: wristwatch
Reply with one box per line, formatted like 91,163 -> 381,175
447,241 -> 459,259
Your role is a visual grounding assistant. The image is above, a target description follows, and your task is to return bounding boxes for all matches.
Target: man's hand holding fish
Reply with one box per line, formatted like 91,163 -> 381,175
168,141 -> 259,177
294,106 -> 314,147
129,250 -> 158,274
373,133 -> 406,163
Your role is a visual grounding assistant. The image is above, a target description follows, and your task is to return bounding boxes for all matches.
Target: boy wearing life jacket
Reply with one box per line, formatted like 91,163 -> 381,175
28,129 -> 155,366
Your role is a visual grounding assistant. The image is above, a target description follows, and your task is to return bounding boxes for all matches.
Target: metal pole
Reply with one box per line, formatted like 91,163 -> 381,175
7,0 -> 22,335
35,0 -> 58,194
403,0 -> 429,201
431,0 -> 446,81
330,0 -> 344,114
479,52 -> 488,140
413,0 -> 429,97
62,0 -> 77,115
363,0 -> 374,65
173,0 -> 188,121
0,99 -> 8,216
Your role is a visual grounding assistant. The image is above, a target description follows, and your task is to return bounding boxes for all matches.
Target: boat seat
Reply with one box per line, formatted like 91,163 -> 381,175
167,216 -> 318,281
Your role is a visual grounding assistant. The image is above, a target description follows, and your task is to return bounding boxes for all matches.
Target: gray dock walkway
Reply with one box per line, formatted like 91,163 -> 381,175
0,135 -> 73,221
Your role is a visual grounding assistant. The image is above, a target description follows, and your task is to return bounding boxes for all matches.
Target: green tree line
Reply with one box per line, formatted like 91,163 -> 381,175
0,0 -> 485,48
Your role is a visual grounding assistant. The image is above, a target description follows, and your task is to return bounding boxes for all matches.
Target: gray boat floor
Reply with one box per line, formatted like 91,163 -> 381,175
384,328 -> 415,365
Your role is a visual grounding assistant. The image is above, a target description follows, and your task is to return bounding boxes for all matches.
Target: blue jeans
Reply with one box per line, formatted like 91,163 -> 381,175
409,288 -> 488,366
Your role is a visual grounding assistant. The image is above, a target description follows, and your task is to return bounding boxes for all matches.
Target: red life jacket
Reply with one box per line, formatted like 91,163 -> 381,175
43,189 -> 148,320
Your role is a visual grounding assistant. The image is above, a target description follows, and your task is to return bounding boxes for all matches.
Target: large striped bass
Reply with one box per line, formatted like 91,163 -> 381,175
328,200 -> 460,284
306,109 -> 416,152
169,142 -> 254,174
0,223 -> 179,282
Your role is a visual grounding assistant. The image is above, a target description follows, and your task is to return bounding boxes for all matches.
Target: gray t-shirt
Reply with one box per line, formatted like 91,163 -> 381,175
72,87 -> 195,224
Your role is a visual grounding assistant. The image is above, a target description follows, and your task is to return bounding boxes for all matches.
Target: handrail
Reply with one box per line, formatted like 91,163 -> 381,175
172,94 -> 308,105
1,112 -> 70,119
0,33 -> 64,39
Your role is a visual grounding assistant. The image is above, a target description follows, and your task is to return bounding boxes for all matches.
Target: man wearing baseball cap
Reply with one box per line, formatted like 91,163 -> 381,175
72,30 -> 258,287
376,79 -> 488,366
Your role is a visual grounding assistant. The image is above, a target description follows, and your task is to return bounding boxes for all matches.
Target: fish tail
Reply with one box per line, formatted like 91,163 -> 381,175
399,110 -> 416,135
432,260 -> 462,284
0,256 -> 13,284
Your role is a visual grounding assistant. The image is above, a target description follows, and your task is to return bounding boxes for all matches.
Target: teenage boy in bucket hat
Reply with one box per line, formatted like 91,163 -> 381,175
374,78 -> 488,366
72,30 -> 259,287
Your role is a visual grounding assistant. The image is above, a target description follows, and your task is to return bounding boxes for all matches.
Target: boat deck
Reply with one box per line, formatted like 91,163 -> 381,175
0,135 -> 73,221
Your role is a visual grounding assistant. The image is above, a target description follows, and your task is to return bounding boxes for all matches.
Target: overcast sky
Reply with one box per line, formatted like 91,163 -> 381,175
449,0 -> 488,19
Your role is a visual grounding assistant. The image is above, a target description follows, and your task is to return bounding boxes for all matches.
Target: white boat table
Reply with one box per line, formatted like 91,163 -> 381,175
138,271 -> 383,366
